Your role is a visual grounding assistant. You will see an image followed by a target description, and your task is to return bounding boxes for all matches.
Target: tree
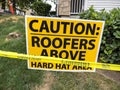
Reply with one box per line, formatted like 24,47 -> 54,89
11,0 -> 38,14
14,0 -> 36,9
12,0 -> 16,13
0,0 -> 51,15
0,0 -> 34,12
1,0 -> 6,10
12,0 -> 44,13
31,1 -> 51,16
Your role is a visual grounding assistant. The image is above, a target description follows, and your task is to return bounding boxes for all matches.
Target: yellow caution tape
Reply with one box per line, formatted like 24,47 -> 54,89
0,50 -> 120,71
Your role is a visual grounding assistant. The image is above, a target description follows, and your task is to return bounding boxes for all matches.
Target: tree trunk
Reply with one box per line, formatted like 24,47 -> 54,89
12,0 -> 16,14
1,0 -> 5,10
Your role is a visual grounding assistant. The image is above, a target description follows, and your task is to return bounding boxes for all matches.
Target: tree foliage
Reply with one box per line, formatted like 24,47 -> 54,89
0,0 -> 5,9
14,0 -> 37,9
31,1 -> 51,16
0,0 -> 36,10
0,0 -> 51,16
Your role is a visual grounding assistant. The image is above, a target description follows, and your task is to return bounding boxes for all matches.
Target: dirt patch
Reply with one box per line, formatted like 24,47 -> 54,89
0,16 -> 22,23
34,72 -> 55,90
5,32 -> 22,41
97,69 -> 120,84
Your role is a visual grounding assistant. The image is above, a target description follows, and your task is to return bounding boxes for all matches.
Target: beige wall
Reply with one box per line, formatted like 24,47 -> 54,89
58,0 -> 71,16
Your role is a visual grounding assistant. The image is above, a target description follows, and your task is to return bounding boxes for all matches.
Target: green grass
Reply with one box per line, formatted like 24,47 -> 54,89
52,72 -> 120,90
0,15 -> 45,90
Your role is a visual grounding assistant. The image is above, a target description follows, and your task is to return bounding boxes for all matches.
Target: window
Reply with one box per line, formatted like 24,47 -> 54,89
70,0 -> 84,14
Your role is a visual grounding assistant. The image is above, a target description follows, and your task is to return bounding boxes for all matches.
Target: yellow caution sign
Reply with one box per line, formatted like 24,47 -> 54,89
25,15 -> 105,72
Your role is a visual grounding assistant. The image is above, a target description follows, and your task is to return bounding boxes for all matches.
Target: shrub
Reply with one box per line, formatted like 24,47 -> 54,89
79,6 -> 120,64
31,1 -> 51,16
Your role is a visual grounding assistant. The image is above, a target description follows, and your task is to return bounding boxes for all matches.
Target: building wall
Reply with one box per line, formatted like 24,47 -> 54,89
58,0 -> 120,17
58,0 -> 71,16
85,0 -> 120,11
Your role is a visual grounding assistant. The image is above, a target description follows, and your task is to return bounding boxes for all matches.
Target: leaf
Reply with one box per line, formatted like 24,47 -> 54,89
113,31 -> 120,38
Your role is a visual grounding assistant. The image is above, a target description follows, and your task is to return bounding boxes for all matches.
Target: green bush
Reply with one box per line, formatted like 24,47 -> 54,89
31,1 -> 51,16
79,6 -> 120,64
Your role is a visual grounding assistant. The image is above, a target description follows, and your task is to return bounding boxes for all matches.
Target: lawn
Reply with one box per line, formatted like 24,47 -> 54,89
0,15 -> 120,90
0,15 -> 44,90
